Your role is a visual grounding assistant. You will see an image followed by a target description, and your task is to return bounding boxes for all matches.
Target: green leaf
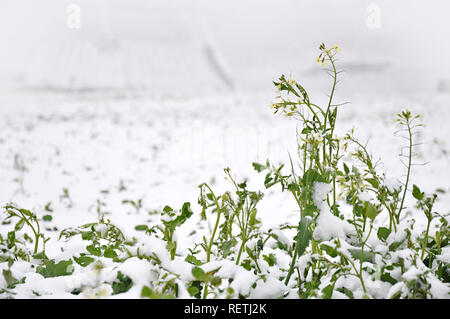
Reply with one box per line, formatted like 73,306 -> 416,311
294,82 -> 310,105
412,184 -> 424,200
192,267 -> 210,282
263,253 -> 277,266
287,183 -> 300,193
219,238 -> 238,258
73,255 -> 95,267
366,178 -> 379,189
36,259 -> 74,278
192,267 -> 205,280
104,248 -> 118,258
348,249 -> 374,262
322,284 -> 334,299
237,181 -> 247,189
162,206 -> 173,213
210,276 -> 222,286
241,259 -> 252,271
302,205 -> 317,218
185,254 -> 203,266
134,225 -> 148,231
380,272 -> 397,285
86,244 -> 102,256
141,286 -> 152,298
14,219 -> 25,231
187,285 -> 200,297
301,126 -> 312,134
112,271 -> 133,295
296,217 -> 312,257
248,209 -> 260,227
42,215 -> 53,222
141,286 -> 175,299
252,162 -> 266,173
7,231 -> 15,249
320,243 -> 337,257
166,202 -> 193,230
343,163 -> 350,175
245,246 -> 255,259
364,202 -> 378,220
377,227 -> 390,241
19,208 -> 34,217
81,231 -> 93,241
389,240 -> 405,251
264,173 -> 276,188
44,202 -> 53,212
187,281 -> 203,299
2,269 -> 19,288
166,241 -> 177,256
336,287 -> 354,299
302,169 -> 326,186
33,252 -> 47,260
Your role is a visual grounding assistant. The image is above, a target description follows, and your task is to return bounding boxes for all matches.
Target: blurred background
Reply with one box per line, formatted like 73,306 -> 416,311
0,0 -> 449,97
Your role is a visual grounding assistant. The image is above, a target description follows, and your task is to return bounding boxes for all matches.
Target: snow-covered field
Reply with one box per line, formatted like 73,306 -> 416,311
0,0 -> 449,298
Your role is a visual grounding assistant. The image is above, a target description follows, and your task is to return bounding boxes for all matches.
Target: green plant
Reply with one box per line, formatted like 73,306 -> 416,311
12,154 -> 27,195
59,216 -> 127,261
251,43 -> 449,298
36,259 -> 74,278
59,187 -> 73,208
199,168 -> 264,265
1,204 -> 48,260
122,198 -> 143,214
197,168 -> 265,298
147,203 -> 193,260
112,271 -> 133,294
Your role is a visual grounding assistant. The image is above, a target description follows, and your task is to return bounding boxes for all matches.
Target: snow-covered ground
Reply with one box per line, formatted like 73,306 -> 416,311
0,0 -> 449,298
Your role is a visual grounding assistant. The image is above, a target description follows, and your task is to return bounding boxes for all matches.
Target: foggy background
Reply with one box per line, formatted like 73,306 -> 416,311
0,0 -> 449,97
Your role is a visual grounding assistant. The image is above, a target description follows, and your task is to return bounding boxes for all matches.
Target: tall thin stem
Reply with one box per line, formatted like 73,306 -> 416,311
397,120 -> 413,221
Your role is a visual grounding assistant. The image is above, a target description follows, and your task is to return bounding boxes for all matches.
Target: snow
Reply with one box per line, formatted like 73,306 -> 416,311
383,178 -> 401,193
249,276 -> 288,299
358,190 -> 373,203
437,247 -> 450,264
428,276 -> 450,299
313,182 -> 333,207
0,0 -> 449,299
402,266 -> 422,282
229,269 -> 258,297
312,182 -> 355,241
313,209 -> 355,242
297,255 -> 312,278
331,290 -> 348,299
270,229 -> 291,249
116,257 -> 157,285
387,282 -> 407,298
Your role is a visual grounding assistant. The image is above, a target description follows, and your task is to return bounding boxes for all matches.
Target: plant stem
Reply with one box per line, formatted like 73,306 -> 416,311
397,120 -> 413,221
202,184 -> 222,299
340,252 -> 367,295
17,211 -> 39,254
235,238 -> 246,265
204,185 -> 222,263
284,245 -> 298,285
421,218 -> 431,260
359,224 -> 373,280
323,51 -> 338,167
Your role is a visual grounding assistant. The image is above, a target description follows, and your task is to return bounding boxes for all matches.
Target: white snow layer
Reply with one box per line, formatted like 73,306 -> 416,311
312,182 -> 354,241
